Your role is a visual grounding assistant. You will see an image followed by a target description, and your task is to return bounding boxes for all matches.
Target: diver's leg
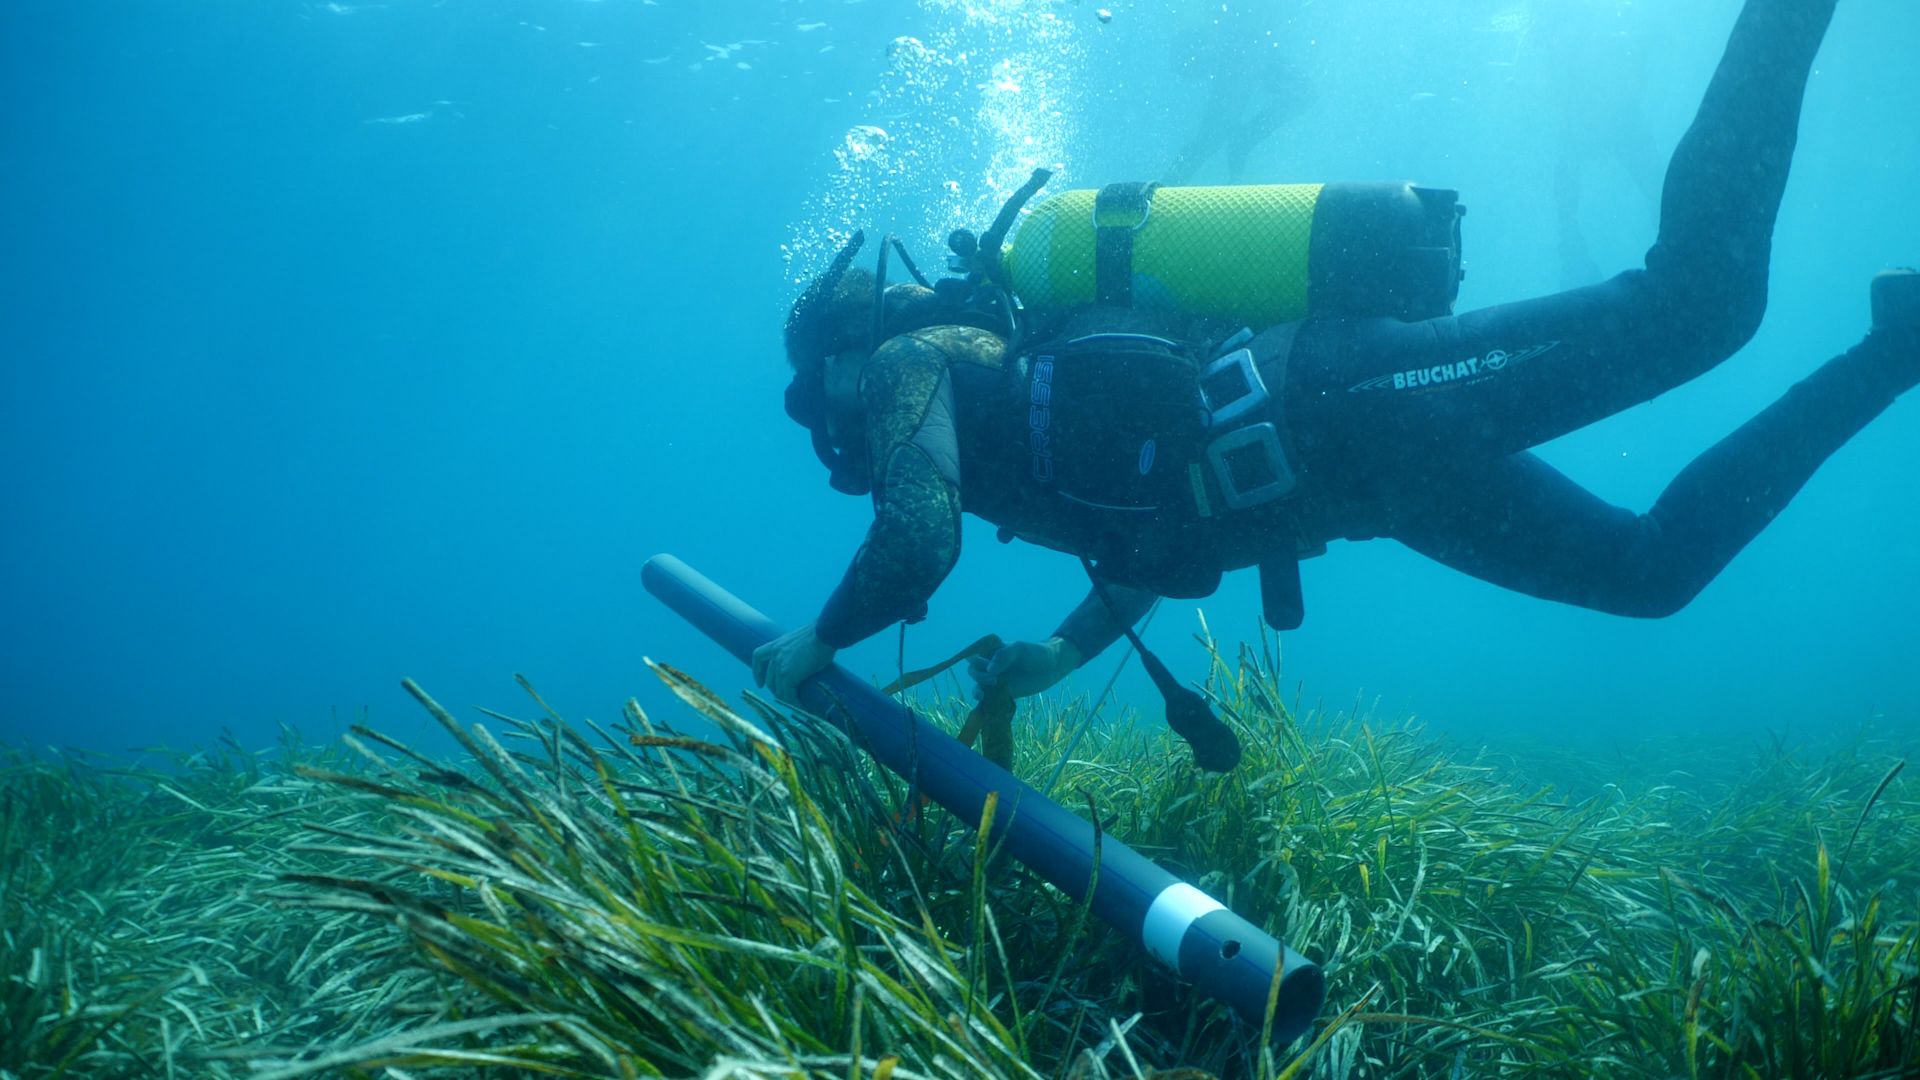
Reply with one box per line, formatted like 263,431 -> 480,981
1166,86 -> 1236,185
1387,326 -> 1916,618
1225,98 -> 1299,182
1285,0 -> 1839,472
1384,453 -> 1688,617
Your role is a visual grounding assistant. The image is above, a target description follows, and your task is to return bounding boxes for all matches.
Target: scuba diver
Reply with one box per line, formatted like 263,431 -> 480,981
1534,0 -> 1665,288
756,0 -> 1918,772
1163,3 -> 1311,185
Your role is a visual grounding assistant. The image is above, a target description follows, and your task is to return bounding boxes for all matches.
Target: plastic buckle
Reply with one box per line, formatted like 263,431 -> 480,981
1215,327 -> 1255,355
1206,423 -> 1295,510
1198,348 -> 1269,429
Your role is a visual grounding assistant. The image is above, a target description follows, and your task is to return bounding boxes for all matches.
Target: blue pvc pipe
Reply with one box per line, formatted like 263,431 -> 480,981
641,554 -> 1326,1044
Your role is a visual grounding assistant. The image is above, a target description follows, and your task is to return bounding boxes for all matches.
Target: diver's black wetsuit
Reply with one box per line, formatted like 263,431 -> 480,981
1278,0 -> 1914,618
811,0 -> 1916,653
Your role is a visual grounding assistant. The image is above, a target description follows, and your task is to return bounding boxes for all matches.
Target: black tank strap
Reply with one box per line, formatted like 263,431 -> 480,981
1094,182 -> 1159,308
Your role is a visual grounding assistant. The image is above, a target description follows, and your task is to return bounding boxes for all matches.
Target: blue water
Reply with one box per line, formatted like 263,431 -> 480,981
3,0 -> 1916,757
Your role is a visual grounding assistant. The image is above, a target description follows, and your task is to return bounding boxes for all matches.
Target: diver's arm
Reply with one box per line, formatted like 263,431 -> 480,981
968,582 -> 1157,700
814,338 -> 964,649
1051,580 -> 1158,666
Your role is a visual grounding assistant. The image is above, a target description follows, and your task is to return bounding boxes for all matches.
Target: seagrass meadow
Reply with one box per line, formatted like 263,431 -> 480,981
4,636 -> 1916,1079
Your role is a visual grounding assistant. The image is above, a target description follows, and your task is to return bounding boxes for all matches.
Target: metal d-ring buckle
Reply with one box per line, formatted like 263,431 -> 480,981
1198,348 -> 1268,429
1206,423 -> 1296,510
1092,181 -> 1158,232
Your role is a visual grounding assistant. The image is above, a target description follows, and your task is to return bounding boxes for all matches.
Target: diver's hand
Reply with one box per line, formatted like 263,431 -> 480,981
751,622 -> 837,706
967,636 -> 1082,700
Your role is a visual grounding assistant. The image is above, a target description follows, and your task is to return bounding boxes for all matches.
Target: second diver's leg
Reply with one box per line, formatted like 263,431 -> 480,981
1166,85 -> 1236,186
1384,327 -> 1916,618
1553,143 -> 1600,290
1285,0 -> 1840,476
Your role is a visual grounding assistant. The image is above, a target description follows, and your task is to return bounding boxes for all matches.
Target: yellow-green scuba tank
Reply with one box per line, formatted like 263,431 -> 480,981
985,178 -> 1464,328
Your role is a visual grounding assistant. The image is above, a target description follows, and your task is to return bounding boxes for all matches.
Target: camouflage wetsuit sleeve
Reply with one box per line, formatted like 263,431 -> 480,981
814,328 -> 989,648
